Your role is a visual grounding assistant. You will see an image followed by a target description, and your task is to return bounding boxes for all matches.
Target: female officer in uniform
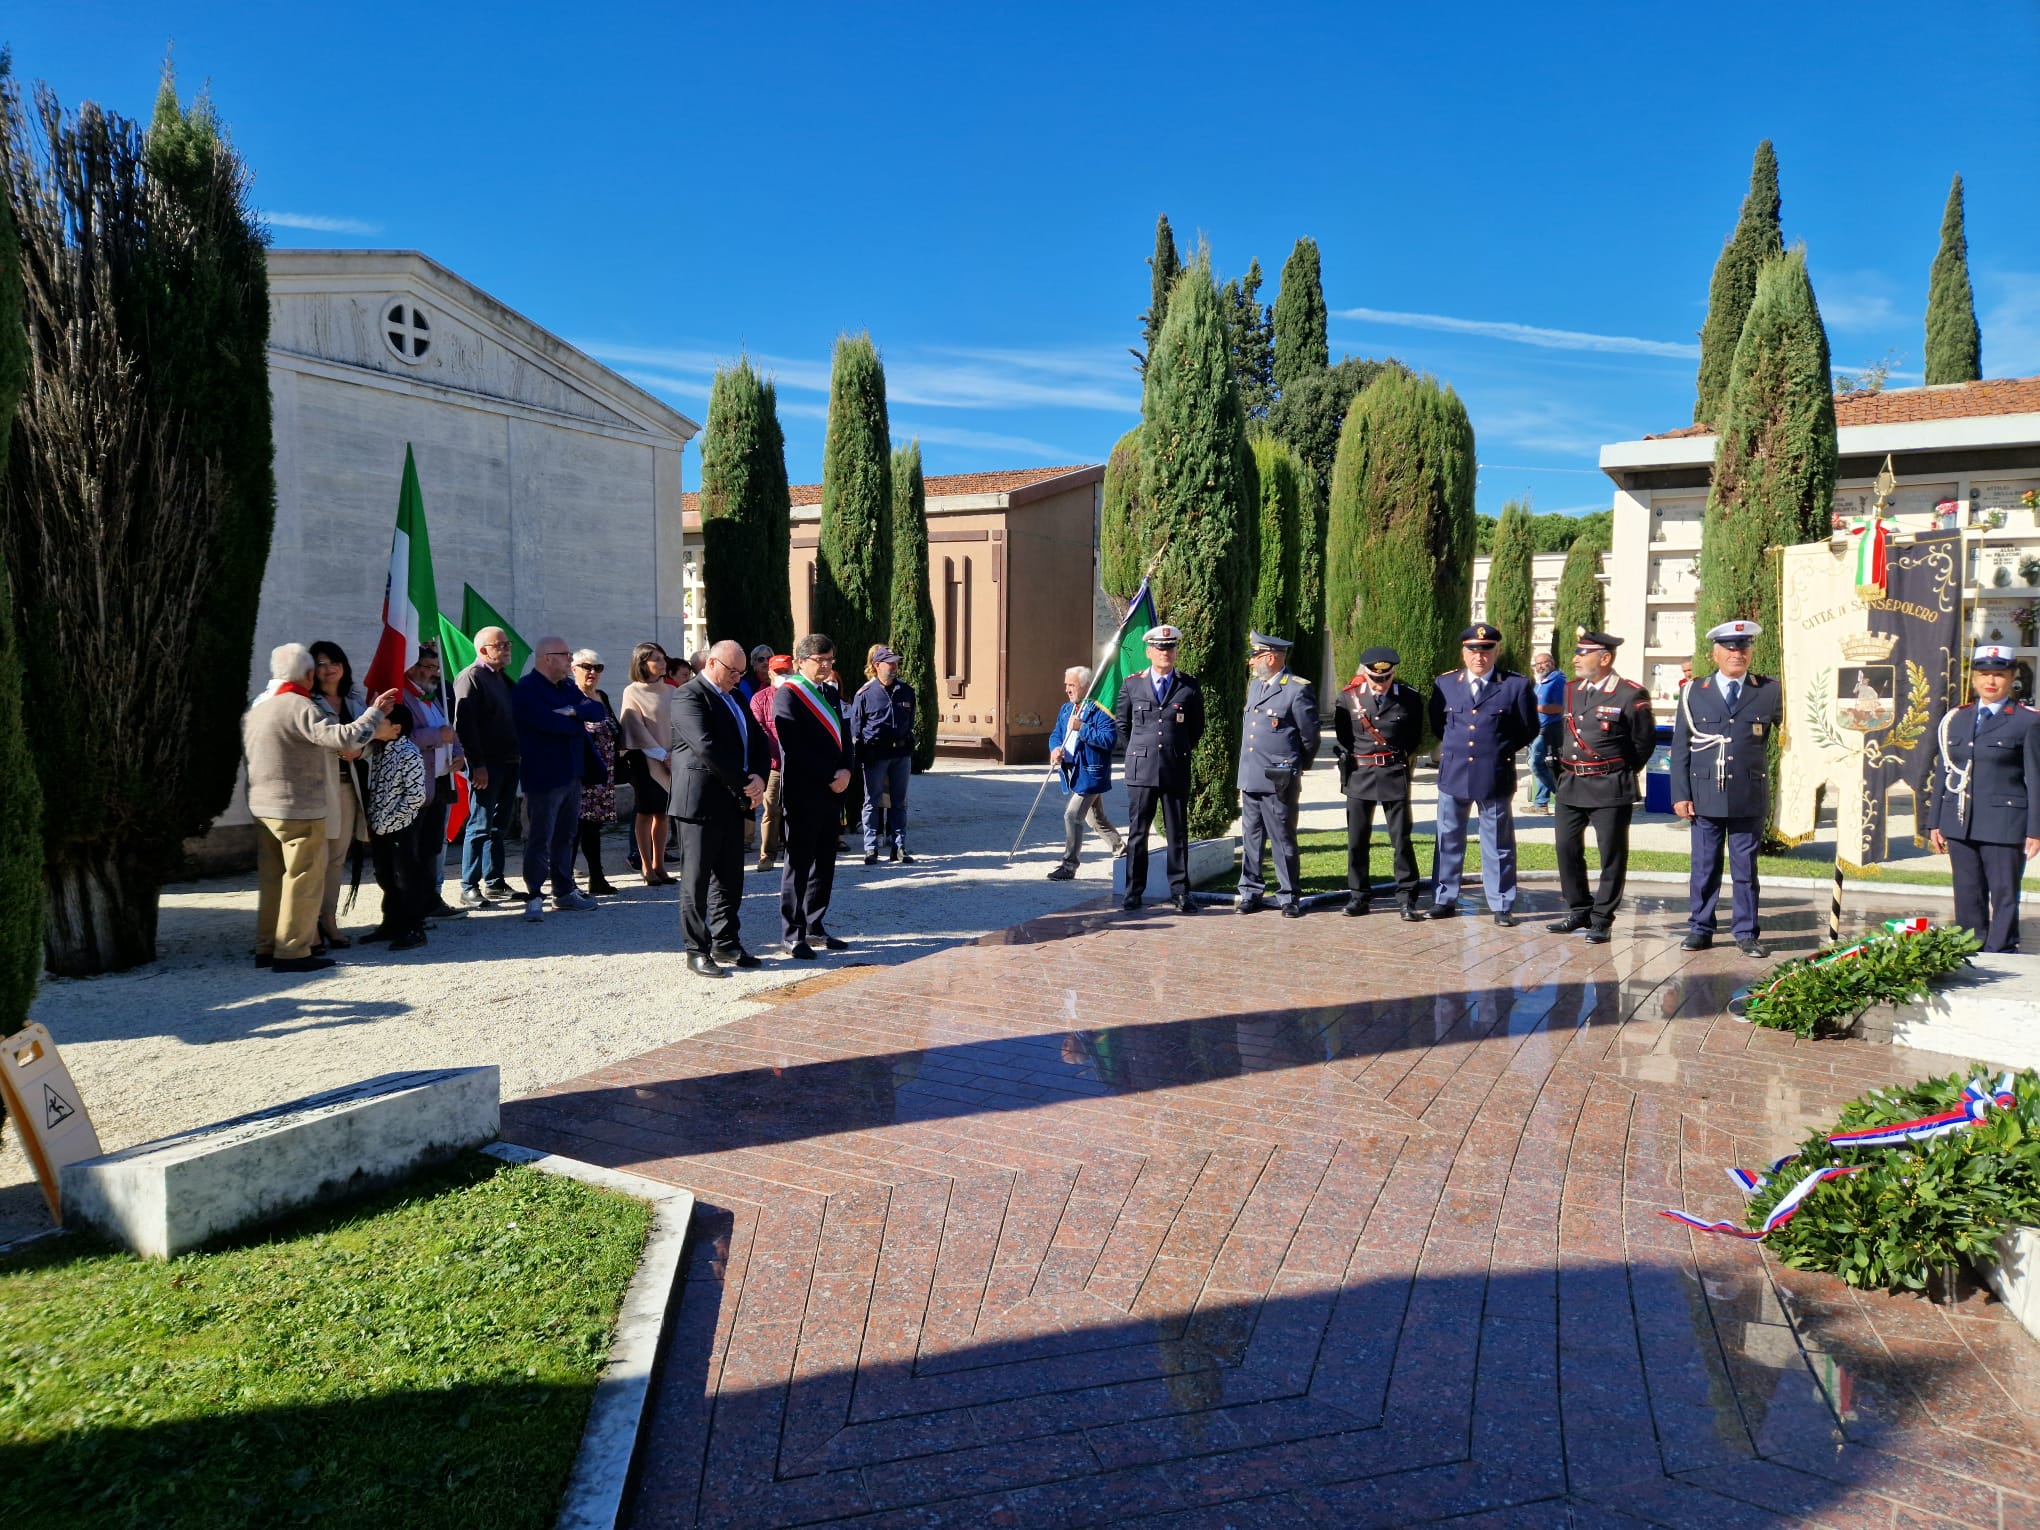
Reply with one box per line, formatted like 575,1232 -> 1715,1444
1926,642 -> 2040,953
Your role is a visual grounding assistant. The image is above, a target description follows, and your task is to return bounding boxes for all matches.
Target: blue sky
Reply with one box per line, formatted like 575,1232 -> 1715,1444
14,1 -> 2040,514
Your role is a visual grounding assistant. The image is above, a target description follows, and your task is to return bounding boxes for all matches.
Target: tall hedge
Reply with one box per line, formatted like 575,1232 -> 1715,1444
813,332 -> 893,686
145,70 -> 277,850
1484,497 -> 1535,671
1324,369 -> 1478,725
1272,237 -> 1328,394
1247,434 -> 1303,646
1694,249 -> 1837,688
1138,255 -> 1254,838
1099,426 -> 1146,603
699,357 -> 793,653
1924,173 -> 1981,385
0,77 -> 40,1045
889,441 -> 938,771
1551,523 -> 1609,676
1694,141 -> 1783,426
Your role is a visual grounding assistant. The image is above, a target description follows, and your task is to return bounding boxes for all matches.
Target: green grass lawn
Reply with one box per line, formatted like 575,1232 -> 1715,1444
1205,828 -> 2040,897
0,1152 -> 651,1530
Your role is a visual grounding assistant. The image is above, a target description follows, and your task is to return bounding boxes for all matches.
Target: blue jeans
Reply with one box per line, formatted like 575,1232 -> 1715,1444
861,755 -> 911,853
461,761 -> 520,888
1530,726 -> 1561,807
1432,793 -> 1518,912
522,782 -> 583,898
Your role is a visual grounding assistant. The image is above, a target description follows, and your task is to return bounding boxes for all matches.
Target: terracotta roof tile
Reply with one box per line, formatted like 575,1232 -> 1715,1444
684,463 -> 1096,515
1644,375 -> 2040,440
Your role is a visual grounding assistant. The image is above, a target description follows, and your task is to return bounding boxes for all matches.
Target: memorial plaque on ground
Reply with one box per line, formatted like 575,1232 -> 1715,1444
0,1023 -> 102,1222
61,1067 -> 500,1258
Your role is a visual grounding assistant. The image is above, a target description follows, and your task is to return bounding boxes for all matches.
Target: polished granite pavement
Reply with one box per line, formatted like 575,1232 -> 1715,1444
504,891 -> 2040,1528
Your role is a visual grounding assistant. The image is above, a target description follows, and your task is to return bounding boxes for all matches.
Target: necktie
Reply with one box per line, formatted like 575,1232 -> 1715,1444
1977,704 -> 1996,736
1470,677 -> 1483,704
1725,679 -> 1741,709
1155,675 -> 1170,706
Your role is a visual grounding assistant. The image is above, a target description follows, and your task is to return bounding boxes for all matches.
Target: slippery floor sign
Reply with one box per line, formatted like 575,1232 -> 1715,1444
0,1023 -> 101,1223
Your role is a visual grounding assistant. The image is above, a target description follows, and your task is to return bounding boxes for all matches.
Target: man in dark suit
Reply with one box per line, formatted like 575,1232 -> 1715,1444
1113,624 -> 1205,913
1428,622 -> 1540,925
772,634 -> 856,960
670,639 -> 771,976
1334,646 -> 1427,920
1926,642 -> 2040,953
1671,618 -> 1782,956
1547,629 -> 1656,945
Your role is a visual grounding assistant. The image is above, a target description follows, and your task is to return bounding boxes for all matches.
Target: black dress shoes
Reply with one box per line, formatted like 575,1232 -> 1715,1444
1121,894 -> 1142,911
1400,903 -> 1428,922
1344,900 -> 1370,918
899,853 -> 916,865
713,946 -> 762,970
1236,895 -> 1268,915
1680,932 -> 1713,952
686,952 -> 725,978
1584,928 -> 1612,945
864,853 -> 879,867
1493,910 -> 1517,928
1429,903 -> 1459,919
787,942 -> 817,960
820,935 -> 849,951
1547,913 -> 1592,934
1282,902 -> 1305,919
1738,939 -> 1770,959
1174,895 -> 1196,914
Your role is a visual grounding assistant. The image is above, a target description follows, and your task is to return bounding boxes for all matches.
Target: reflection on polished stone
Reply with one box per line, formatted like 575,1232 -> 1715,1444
506,888 -> 2039,1527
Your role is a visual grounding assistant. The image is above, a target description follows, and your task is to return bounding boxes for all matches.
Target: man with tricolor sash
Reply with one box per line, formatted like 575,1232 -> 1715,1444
773,634 -> 856,960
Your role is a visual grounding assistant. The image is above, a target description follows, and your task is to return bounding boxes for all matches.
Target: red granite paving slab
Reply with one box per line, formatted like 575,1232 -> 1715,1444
501,890 -> 2040,1526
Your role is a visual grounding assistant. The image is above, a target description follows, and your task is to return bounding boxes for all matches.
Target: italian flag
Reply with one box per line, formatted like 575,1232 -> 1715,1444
364,445 -> 440,698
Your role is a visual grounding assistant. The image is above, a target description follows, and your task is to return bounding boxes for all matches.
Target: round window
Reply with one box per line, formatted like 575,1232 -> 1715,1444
381,298 -> 432,364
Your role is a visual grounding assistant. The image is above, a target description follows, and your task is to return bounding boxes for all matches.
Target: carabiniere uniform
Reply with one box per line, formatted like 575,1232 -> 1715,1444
1925,642 -> 2040,953
1550,631 -> 1654,941
1333,646 -> 1426,919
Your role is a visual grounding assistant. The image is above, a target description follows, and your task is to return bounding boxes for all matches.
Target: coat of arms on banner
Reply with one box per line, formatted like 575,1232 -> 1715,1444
1837,656 -> 1896,734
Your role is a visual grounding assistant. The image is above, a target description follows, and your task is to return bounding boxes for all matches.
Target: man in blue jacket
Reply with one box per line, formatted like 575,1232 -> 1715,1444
1046,665 -> 1124,880
1926,642 -> 2040,953
848,646 -> 918,866
1427,622 -> 1540,925
512,637 -> 610,922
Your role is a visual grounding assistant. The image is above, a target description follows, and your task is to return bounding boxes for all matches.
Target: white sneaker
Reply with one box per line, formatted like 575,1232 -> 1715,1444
555,889 -> 598,911
523,896 -> 544,922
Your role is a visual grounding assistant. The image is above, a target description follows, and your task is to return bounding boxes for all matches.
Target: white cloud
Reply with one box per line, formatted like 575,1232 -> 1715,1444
1472,397 -> 1620,457
1333,306 -> 1699,359
260,211 -> 382,235
891,422 -> 1083,460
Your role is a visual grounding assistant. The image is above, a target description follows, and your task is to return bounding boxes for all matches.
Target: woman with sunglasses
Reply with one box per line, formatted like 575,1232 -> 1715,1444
571,649 -> 622,895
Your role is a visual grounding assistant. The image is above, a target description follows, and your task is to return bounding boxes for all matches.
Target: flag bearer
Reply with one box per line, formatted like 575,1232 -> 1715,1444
1670,618 -> 1780,957
1334,647 -> 1427,920
1926,643 -> 2040,953
1236,632 -> 1320,917
1546,629 -> 1655,945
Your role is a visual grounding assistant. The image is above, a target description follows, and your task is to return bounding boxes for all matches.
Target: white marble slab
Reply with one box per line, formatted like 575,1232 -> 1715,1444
1855,955 -> 2040,1073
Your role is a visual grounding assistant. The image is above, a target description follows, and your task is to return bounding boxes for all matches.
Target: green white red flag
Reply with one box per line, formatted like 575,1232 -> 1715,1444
365,445 -> 441,697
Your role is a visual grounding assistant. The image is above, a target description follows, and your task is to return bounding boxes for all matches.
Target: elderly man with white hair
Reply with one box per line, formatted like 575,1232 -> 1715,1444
242,643 -> 398,971
1046,664 -> 1124,879
453,625 -> 522,906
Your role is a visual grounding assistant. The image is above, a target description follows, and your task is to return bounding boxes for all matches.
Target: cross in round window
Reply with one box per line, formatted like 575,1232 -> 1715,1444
382,299 -> 432,363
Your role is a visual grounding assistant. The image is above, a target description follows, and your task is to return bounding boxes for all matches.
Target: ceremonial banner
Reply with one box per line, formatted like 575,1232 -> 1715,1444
1776,529 -> 1962,866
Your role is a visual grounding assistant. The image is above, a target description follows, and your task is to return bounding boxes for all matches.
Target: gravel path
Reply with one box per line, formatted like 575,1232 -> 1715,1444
0,761 -> 1147,1245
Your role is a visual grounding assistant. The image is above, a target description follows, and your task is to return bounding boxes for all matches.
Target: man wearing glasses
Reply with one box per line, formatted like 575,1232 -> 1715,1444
671,639 -> 772,976
453,625 -> 521,907
1670,619 -> 1780,957
1546,629 -> 1655,945
1428,622 -> 1539,924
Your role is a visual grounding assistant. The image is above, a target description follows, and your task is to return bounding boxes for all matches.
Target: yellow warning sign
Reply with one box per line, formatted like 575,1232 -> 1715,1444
0,1023 -> 101,1223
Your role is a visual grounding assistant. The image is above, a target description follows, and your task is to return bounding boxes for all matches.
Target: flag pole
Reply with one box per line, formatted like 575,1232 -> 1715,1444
1005,541 -> 1172,862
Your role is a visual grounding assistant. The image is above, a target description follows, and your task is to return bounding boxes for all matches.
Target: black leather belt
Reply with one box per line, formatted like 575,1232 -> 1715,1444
1564,757 -> 1628,776
1352,752 -> 1402,765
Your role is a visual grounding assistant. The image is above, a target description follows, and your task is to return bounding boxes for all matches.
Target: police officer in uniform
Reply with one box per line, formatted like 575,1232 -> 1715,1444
1547,629 -> 1655,944
1429,622 -> 1540,925
1925,642 -> 2040,953
1670,618 -> 1780,957
1334,647 -> 1426,919
1237,632 -> 1320,917
1114,624 -> 1205,914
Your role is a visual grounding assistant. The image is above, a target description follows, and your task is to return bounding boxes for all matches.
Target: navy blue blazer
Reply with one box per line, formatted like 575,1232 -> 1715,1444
1927,702 -> 2040,844
1114,670 -> 1205,793
1669,674 -> 1781,820
1428,668 -> 1538,803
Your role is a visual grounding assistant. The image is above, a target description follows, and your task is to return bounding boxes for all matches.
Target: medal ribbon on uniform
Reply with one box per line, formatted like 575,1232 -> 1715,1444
1662,1072 -> 2017,1237
786,674 -> 843,749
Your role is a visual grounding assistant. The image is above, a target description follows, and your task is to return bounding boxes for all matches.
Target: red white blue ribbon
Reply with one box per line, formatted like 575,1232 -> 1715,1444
1664,1072 -> 2019,1238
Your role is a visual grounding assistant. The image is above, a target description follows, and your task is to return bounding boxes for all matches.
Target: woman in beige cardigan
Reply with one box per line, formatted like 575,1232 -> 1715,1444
619,641 -> 676,885
311,640 -> 371,946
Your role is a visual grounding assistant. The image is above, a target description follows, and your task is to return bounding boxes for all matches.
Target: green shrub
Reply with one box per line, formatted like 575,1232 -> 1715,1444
1739,924 -> 1979,1037
1752,1068 -> 2040,1291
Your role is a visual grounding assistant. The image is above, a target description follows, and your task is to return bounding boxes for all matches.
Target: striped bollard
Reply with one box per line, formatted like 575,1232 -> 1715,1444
1827,859 -> 1844,945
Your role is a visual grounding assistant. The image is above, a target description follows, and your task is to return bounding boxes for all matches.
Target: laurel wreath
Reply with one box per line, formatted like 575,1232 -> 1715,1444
1803,669 -> 1857,757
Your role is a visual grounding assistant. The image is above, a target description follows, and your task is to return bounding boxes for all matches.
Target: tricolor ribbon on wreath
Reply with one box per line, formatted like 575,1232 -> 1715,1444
1845,509 -> 1889,595
1726,917 -> 1932,1018
1660,1072 -> 2019,1239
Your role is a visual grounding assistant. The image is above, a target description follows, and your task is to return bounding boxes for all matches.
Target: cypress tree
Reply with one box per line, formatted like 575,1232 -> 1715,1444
1222,259 -> 1274,418
1324,369 -> 1478,722
0,57 -> 41,1043
1290,466 -> 1328,691
1099,426 -> 1146,603
1924,173 -> 1982,385
1266,356 -> 1395,503
1138,254 -> 1254,839
889,442 -> 938,771
1134,214 -> 1181,375
1551,522 -> 1609,673
144,67 -> 278,851
814,332 -> 893,686
699,357 -> 794,653
1694,141 -> 1783,425
1272,237 -> 1329,394
1484,496 -> 1536,672
1247,435 -> 1303,645
1695,249 -> 1838,688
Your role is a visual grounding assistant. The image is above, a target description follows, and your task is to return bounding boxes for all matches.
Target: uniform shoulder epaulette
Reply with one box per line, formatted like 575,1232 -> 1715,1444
1436,671 -> 1455,681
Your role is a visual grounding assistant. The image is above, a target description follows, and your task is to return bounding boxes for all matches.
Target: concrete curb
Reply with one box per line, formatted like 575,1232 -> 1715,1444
481,1142 -> 694,1530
